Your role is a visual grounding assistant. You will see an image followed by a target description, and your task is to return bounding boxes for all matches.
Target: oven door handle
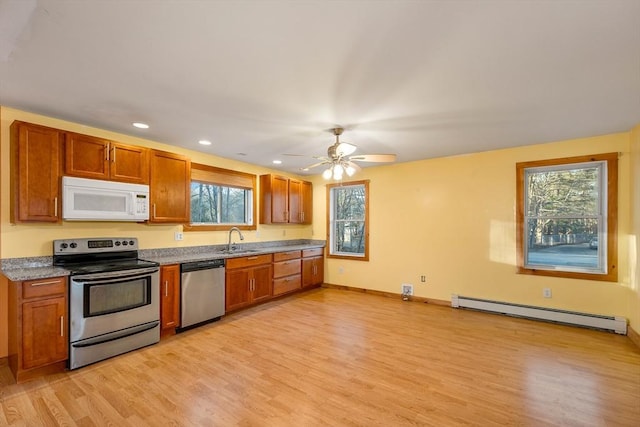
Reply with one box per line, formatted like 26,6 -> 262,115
72,267 -> 159,284
71,321 -> 159,348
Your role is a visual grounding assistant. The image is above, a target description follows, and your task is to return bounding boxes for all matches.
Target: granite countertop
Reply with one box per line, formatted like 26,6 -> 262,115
143,243 -> 325,266
1,239 -> 325,282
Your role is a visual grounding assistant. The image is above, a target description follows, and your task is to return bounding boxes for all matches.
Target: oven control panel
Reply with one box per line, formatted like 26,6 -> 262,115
54,237 -> 138,254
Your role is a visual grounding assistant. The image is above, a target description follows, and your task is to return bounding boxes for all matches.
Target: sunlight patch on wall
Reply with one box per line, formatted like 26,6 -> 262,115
489,219 -> 515,265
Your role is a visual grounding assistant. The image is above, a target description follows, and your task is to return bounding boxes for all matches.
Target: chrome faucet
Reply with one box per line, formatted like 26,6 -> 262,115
228,227 -> 244,252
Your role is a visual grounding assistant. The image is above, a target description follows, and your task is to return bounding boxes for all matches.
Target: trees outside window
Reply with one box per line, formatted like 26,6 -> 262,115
516,153 -> 618,281
327,180 -> 369,260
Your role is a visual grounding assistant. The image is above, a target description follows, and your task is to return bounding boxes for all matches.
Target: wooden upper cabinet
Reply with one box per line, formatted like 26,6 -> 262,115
149,150 -> 191,223
10,121 -> 63,223
65,132 -> 149,184
259,174 -> 312,224
290,179 -> 312,224
260,174 -> 289,223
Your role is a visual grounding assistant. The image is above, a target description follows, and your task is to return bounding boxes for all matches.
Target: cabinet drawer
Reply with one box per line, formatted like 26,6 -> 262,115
22,277 -> 66,299
302,248 -> 324,258
226,254 -> 272,269
273,259 -> 301,278
273,250 -> 301,262
273,275 -> 301,296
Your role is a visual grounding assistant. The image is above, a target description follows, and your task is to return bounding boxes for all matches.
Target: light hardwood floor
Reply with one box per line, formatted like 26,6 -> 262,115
1,288 -> 639,426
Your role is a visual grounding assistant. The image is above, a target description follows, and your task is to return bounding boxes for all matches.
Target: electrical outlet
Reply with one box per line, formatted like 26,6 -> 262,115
338,266 -> 344,274
174,232 -> 184,241
420,275 -> 426,283
402,284 -> 413,296
543,288 -> 552,298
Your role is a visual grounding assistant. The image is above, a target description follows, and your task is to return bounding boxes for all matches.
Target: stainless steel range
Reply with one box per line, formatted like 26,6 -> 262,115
53,237 -> 160,370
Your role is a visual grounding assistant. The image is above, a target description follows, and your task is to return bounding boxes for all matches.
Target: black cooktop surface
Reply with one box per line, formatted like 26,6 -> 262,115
62,259 -> 158,275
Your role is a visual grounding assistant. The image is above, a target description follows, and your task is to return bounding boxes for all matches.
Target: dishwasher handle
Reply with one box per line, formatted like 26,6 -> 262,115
181,259 -> 225,273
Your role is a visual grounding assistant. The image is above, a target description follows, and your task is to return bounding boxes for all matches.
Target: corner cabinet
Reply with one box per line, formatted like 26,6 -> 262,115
149,150 -> 191,223
259,174 -> 312,224
160,264 -> 181,337
225,254 -> 273,312
302,248 -> 324,288
10,121 -> 63,223
64,132 -> 149,184
7,276 -> 68,383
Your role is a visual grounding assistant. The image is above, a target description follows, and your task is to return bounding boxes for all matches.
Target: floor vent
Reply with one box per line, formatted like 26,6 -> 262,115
451,295 -> 627,335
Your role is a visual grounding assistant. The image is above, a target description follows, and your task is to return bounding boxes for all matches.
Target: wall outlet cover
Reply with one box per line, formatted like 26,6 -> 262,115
402,284 -> 414,295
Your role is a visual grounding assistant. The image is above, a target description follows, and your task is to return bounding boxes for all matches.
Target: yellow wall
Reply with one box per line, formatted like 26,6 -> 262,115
630,124 -> 640,333
311,129 -> 637,329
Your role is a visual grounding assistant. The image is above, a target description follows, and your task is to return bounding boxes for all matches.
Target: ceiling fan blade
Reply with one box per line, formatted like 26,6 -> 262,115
300,160 -> 330,171
349,154 -> 397,163
336,142 -> 357,157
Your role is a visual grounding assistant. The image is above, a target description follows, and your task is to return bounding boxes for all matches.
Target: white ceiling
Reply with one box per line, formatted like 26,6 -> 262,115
1,0 -> 639,175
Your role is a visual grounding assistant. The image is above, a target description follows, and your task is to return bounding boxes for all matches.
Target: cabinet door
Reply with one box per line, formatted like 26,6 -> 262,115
110,143 -> 149,184
11,121 -> 62,222
226,268 -> 251,312
260,174 -> 289,223
288,179 -> 302,223
149,150 -> 191,223
302,257 -> 324,287
160,265 -> 181,332
300,180 -> 313,224
251,264 -> 273,304
65,132 -> 110,180
22,296 -> 67,370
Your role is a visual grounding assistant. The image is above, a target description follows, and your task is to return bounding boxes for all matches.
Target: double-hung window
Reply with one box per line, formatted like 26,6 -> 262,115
184,163 -> 256,231
516,153 -> 618,281
327,180 -> 369,260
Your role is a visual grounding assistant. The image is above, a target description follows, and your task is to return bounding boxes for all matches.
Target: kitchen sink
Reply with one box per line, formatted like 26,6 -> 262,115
218,249 -> 260,255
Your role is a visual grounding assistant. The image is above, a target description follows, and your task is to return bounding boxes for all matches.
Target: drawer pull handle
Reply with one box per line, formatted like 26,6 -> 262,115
60,316 -> 64,337
30,280 -> 60,287
247,256 -> 258,260
164,281 -> 168,297
54,197 -> 58,217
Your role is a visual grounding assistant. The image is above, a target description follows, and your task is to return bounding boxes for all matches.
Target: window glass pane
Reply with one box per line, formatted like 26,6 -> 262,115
190,182 -> 249,224
335,221 -> 366,254
525,218 -> 600,269
526,166 -> 599,216
220,187 -> 248,223
335,186 -> 365,220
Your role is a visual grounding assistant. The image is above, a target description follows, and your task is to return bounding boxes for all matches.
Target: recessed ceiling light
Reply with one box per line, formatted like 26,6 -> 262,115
198,140 -> 212,146
272,160 -> 282,165
132,122 -> 149,129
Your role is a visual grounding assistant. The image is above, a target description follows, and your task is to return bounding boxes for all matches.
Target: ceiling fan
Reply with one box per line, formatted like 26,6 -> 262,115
301,127 -> 397,180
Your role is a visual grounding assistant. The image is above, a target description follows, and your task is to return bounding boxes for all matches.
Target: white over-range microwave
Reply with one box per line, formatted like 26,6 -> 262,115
62,176 -> 150,221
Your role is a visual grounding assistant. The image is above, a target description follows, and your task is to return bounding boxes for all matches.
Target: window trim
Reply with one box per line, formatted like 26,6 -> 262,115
184,163 -> 257,232
326,179 -> 370,261
516,152 -> 618,282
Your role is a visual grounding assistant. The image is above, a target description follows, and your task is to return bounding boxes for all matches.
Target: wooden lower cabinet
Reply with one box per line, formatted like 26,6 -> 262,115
273,250 -> 301,296
225,255 -> 273,312
302,248 -> 324,288
7,276 -> 68,383
160,264 -> 181,337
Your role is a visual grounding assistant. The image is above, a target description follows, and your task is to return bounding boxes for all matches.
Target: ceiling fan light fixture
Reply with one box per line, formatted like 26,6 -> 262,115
322,167 -> 333,179
345,164 -> 356,177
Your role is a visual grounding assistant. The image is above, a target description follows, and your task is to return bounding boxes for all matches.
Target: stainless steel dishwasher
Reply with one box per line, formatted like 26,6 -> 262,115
180,258 -> 225,330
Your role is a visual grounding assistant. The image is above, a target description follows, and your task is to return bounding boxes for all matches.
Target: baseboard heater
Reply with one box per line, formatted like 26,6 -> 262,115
451,295 -> 627,335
